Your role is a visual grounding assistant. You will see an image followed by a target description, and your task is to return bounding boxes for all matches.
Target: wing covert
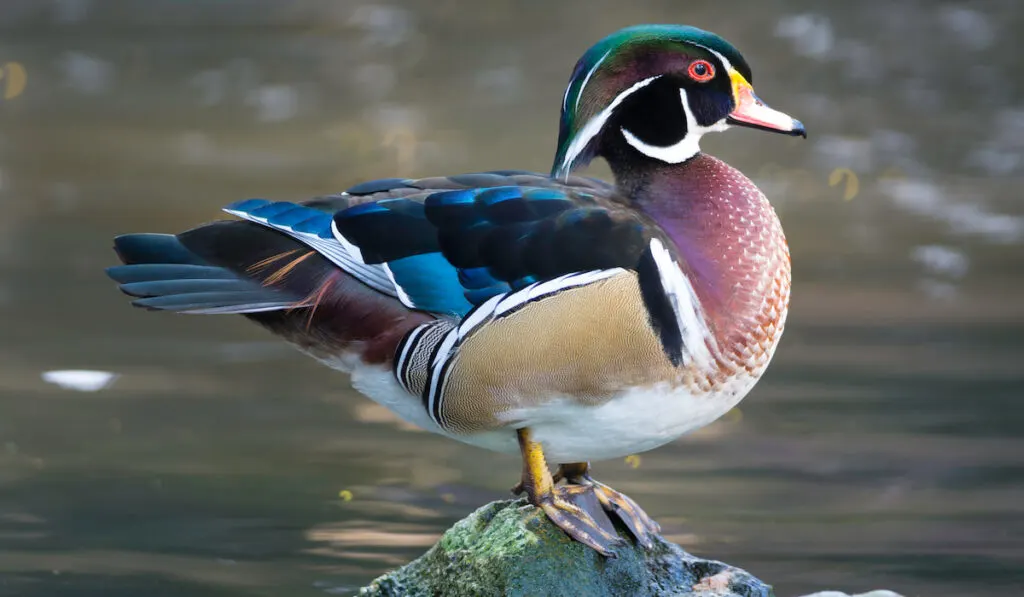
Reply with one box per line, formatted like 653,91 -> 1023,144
332,175 -> 654,315
224,171 -> 659,318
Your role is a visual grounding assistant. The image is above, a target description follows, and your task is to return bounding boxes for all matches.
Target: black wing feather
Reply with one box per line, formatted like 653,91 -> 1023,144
329,171 -> 661,304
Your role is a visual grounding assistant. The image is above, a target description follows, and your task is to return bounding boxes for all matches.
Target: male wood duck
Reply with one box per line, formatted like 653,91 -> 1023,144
107,24 -> 805,556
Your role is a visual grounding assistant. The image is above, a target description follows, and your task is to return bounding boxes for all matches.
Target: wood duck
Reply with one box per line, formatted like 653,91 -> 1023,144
107,24 -> 805,556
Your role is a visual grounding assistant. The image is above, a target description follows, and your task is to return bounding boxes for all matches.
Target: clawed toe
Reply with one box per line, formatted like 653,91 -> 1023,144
516,430 -> 628,556
515,431 -> 661,556
588,481 -> 661,549
558,463 -> 661,550
537,484 -> 624,557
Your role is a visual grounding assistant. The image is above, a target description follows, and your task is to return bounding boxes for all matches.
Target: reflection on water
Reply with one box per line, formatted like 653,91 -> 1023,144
1,2 -> 1023,596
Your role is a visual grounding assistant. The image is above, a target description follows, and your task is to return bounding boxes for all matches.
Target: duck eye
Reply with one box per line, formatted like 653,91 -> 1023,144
688,60 -> 715,83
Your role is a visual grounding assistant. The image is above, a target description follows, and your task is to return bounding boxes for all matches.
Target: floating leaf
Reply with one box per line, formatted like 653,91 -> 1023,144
828,167 -> 859,201
1,62 -> 27,100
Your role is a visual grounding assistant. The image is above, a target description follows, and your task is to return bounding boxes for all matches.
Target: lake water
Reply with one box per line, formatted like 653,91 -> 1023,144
1,2 -> 1023,596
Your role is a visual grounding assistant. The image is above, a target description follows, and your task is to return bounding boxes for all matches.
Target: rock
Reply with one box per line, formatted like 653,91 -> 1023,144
358,498 -> 773,597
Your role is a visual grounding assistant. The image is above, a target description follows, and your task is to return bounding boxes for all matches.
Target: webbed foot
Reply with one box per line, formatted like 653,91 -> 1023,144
515,429 -> 625,556
558,461 -> 661,549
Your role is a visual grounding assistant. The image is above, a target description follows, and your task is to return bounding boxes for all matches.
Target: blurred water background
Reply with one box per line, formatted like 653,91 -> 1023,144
1,1 -> 1023,596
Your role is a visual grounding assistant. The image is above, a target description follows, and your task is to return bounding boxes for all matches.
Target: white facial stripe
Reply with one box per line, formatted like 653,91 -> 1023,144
693,45 -> 734,75
560,44 -> 740,175
561,84 -> 572,114
621,88 -> 728,164
560,75 -> 660,175
567,41 -> 733,113
621,88 -> 701,163
573,48 -> 612,112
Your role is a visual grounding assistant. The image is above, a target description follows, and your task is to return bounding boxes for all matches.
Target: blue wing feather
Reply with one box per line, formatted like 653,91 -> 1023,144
223,199 -> 397,296
458,266 -> 503,290
345,177 -> 413,195
465,285 -> 511,305
331,183 -> 587,313
386,253 -> 473,315
220,174 -> 641,317
334,198 -> 438,263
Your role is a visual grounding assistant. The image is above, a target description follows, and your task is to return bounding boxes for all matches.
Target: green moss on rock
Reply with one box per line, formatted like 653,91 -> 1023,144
359,498 -> 772,597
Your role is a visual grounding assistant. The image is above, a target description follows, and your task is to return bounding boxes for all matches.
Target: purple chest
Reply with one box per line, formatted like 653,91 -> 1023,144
637,154 -> 791,372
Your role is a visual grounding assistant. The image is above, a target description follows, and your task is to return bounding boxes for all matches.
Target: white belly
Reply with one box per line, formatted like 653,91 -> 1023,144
463,376 -> 759,462
331,359 -> 759,464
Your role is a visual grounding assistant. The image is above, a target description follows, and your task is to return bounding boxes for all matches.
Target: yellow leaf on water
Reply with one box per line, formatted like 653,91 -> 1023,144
828,167 -> 859,201
338,489 -> 353,502
1,62 -> 27,100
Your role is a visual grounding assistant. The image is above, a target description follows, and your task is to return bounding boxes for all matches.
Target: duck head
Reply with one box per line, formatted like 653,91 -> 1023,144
552,24 -> 806,179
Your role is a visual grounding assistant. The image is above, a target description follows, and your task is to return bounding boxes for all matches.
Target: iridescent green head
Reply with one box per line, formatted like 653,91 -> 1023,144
551,24 -> 805,178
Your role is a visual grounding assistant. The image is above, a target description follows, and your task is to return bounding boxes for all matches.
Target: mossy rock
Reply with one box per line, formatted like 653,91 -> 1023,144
359,498 -> 772,597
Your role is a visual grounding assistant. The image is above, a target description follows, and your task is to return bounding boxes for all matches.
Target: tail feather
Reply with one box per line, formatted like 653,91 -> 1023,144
113,233 -> 206,266
133,291 -> 295,314
117,278 -> 254,298
108,233 -> 300,314
107,220 -> 432,366
107,264 -> 236,284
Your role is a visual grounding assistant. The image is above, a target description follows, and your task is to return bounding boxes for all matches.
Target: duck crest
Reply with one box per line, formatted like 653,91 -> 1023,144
634,154 -> 791,380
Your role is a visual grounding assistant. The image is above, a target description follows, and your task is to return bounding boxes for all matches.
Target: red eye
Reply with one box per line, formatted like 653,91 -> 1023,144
688,60 -> 715,82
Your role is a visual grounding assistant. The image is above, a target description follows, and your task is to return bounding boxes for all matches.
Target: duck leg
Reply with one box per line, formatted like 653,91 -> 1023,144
557,461 -> 661,549
515,428 -> 623,556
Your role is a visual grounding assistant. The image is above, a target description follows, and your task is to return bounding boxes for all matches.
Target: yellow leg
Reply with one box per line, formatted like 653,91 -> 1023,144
557,461 -> 661,549
519,428 -> 554,496
516,429 -> 623,556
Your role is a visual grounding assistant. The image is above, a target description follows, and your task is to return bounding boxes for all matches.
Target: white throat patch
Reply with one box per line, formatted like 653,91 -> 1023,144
621,88 -> 729,164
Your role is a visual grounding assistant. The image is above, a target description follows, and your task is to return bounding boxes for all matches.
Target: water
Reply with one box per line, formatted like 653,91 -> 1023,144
2,2 -> 1023,596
